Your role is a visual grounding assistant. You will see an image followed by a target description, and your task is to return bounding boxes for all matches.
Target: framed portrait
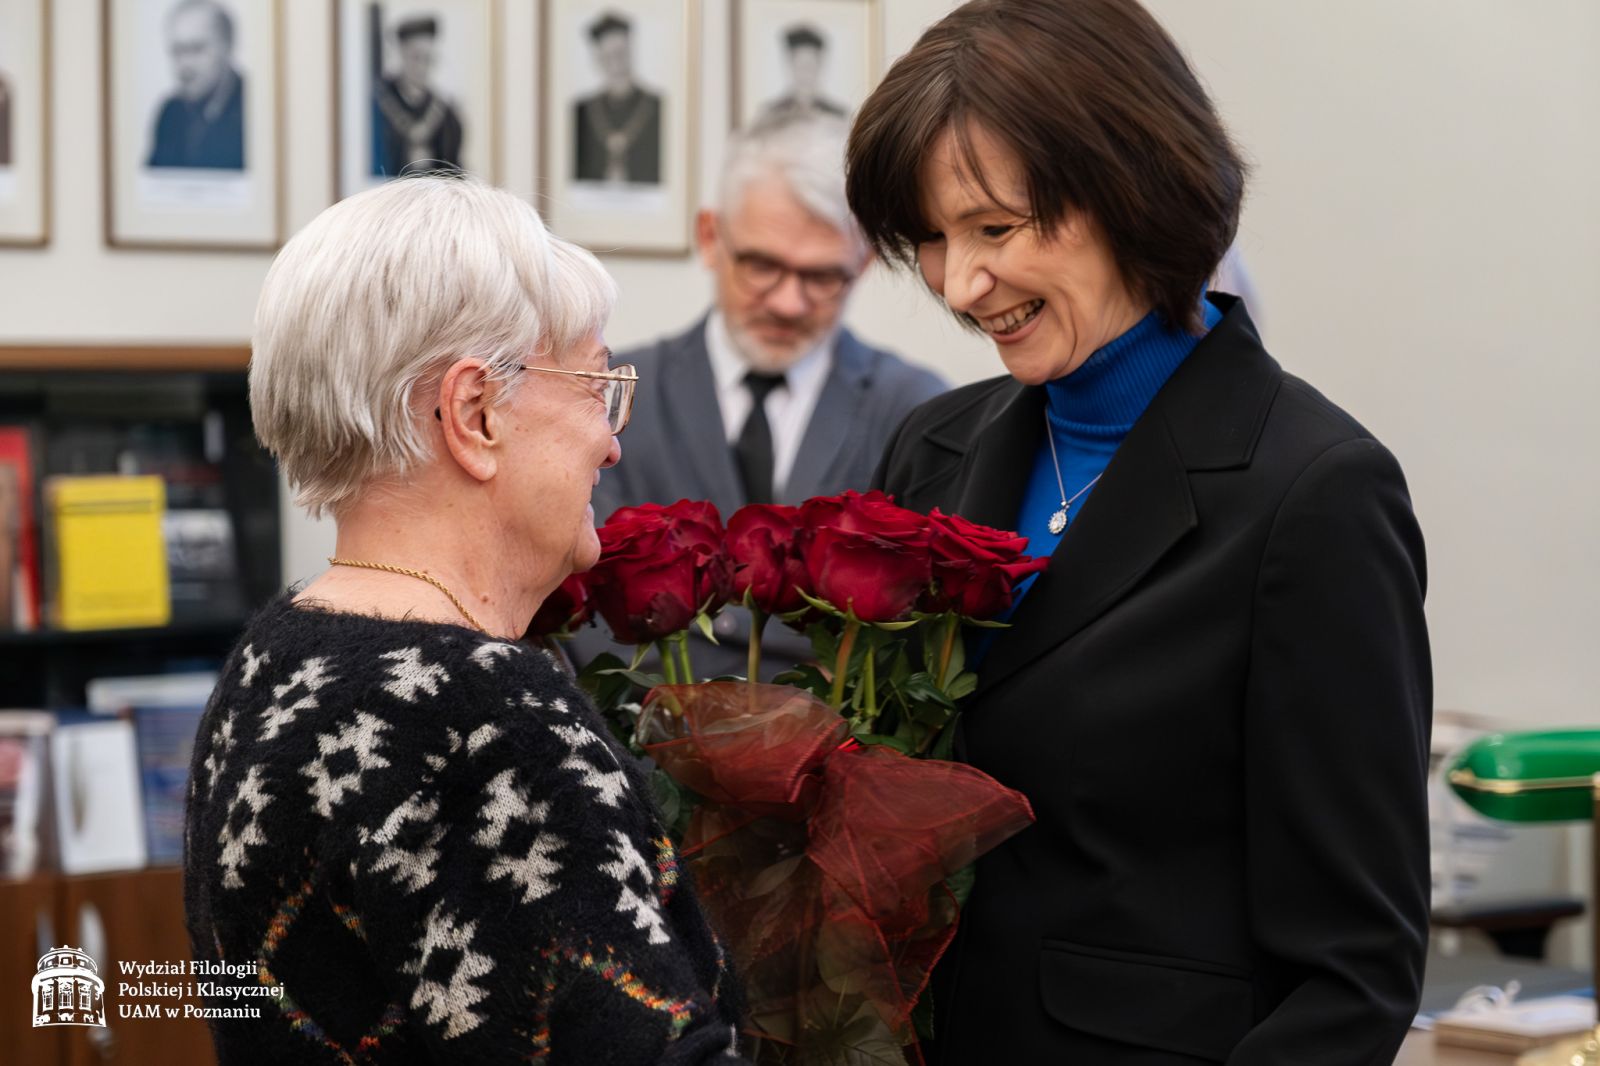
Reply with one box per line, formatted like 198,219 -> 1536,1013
731,0 -> 880,131
102,0 -> 281,249
0,0 -> 50,246
541,0 -> 696,256
334,0 -> 498,200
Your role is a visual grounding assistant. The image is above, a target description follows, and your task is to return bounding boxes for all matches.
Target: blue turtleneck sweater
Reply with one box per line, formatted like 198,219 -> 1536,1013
1009,299 -> 1225,610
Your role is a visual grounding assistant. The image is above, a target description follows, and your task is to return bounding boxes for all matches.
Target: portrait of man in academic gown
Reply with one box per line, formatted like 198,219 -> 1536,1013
572,11 -> 662,185
370,14 -> 464,178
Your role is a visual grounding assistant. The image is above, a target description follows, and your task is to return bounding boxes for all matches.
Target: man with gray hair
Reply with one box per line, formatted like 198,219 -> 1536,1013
148,0 -> 244,170
587,110 -> 945,679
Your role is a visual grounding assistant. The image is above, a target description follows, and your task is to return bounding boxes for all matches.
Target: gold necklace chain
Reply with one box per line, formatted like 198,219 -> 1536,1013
326,557 -> 489,634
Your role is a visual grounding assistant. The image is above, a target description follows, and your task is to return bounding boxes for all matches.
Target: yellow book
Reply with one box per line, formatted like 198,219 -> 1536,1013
47,475 -> 170,630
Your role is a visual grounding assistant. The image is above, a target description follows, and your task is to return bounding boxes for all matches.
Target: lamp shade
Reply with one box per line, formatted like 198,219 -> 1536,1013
1448,730 -> 1600,823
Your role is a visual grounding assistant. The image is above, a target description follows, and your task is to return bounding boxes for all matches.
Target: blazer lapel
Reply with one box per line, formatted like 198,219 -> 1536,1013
950,382 -> 1045,532
784,330 -> 872,503
658,323 -> 746,517
972,295 -> 1279,697
976,411 -> 1195,696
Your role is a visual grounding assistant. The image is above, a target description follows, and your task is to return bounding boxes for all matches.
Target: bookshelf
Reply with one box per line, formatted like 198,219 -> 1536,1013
0,347 -> 268,1066
0,345 -> 279,706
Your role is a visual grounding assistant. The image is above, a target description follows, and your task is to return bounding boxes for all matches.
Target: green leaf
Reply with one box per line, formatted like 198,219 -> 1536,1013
597,667 -> 666,690
868,617 -> 922,632
576,650 -> 626,681
649,769 -> 681,830
912,994 -> 937,1042
945,863 -> 977,907
889,647 -> 912,688
796,587 -> 846,618
693,611 -> 719,644
771,663 -> 831,699
964,617 -> 1012,629
853,732 -> 912,754
929,715 -> 961,761
901,672 -> 957,711
946,670 -> 978,701
807,621 -> 839,664
746,855 -> 805,897
629,644 -> 652,669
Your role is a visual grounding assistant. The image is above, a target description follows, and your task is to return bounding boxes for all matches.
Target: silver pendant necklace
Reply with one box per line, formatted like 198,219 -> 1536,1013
1044,409 -> 1103,535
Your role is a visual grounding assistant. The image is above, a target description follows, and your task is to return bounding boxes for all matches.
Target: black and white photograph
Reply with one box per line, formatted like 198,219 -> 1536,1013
0,0 -> 48,246
732,0 -> 878,130
336,0 -> 496,200
103,0 -> 280,248
542,0 -> 694,254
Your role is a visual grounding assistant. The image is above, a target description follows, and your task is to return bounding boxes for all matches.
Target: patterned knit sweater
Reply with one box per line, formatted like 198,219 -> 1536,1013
184,595 -> 747,1064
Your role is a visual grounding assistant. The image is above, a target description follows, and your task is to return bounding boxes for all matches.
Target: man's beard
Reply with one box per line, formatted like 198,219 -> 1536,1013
727,315 -> 825,374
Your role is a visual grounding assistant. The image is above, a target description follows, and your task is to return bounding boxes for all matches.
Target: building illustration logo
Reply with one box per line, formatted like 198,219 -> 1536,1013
31,946 -> 107,1028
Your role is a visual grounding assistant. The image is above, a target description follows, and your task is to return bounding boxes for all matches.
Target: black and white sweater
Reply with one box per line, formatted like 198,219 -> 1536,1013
184,595 -> 747,1064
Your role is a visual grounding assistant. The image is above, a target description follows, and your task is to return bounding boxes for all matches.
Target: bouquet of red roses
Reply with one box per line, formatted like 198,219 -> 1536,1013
533,491 -> 1046,1063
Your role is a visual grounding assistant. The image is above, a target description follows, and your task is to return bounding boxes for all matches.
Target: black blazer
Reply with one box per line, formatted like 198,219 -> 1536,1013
872,297 -> 1431,1065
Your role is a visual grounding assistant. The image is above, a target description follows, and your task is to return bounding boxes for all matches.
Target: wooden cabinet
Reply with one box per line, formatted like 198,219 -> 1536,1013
4,869 -> 217,1066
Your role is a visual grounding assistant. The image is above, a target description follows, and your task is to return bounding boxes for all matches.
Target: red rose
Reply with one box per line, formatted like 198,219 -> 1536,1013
921,509 -> 1051,619
586,500 -> 732,645
726,504 -> 811,615
799,491 -> 931,623
526,573 -> 591,638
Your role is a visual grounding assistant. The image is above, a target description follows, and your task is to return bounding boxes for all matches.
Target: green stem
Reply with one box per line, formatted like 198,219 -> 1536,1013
829,617 -> 861,710
657,640 -> 679,686
935,613 -> 960,689
747,607 -> 767,684
863,629 -> 878,724
676,632 -> 694,686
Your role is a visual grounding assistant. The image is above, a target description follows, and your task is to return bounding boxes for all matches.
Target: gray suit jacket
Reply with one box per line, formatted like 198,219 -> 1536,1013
578,317 -> 947,680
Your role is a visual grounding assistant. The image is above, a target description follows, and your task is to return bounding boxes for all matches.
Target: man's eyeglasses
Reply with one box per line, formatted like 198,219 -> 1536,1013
518,363 -> 638,434
723,239 -> 858,303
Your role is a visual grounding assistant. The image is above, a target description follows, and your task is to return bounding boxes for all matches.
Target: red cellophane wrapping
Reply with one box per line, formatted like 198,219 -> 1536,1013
643,683 -> 1035,1062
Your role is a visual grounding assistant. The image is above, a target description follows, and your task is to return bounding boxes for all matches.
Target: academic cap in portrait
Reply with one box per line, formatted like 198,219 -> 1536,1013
588,11 -> 632,41
784,24 -> 826,51
395,16 -> 439,42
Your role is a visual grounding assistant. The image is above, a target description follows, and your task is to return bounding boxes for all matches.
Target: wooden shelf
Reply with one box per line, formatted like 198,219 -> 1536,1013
0,618 -> 250,648
0,346 -> 250,372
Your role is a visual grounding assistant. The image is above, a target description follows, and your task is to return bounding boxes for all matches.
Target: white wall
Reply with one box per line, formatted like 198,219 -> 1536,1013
2,0 -> 1597,739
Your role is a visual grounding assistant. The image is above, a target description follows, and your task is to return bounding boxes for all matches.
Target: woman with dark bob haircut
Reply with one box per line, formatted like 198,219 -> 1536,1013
850,1 -> 1430,1062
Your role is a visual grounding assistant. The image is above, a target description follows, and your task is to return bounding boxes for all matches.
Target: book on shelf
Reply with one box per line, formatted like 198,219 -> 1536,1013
0,710 -> 55,878
44,474 -> 171,630
132,702 -> 206,866
50,712 -> 148,874
0,425 -> 42,631
163,507 -> 245,623
88,670 -> 217,867
1433,995 -> 1596,1053
87,671 -> 218,715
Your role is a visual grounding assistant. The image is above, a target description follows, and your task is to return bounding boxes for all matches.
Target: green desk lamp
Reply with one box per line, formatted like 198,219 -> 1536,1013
1450,730 -> 1600,1066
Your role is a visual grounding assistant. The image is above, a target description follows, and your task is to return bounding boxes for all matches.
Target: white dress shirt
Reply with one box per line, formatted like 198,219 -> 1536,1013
705,312 -> 835,500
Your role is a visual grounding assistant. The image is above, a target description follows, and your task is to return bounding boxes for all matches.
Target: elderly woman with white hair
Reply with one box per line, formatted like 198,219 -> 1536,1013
183,175 -> 748,1065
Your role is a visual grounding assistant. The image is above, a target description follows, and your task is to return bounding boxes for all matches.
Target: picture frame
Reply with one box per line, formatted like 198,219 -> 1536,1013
731,0 -> 880,131
102,0 -> 282,250
334,0 -> 499,201
0,0 -> 50,246
540,0 -> 697,257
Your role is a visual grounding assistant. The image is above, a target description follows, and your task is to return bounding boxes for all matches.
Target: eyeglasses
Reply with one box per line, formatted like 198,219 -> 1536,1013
721,237 -> 858,303
518,363 -> 638,434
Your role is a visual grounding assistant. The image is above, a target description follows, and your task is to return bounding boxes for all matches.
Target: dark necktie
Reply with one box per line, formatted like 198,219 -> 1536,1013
734,372 -> 786,504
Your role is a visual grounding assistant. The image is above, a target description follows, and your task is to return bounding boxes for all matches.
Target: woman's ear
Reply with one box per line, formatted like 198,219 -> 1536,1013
435,358 -> 498,483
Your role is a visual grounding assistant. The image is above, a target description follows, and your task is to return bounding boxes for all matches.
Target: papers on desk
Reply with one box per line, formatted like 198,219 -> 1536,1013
1433,995 -> 1596,1053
